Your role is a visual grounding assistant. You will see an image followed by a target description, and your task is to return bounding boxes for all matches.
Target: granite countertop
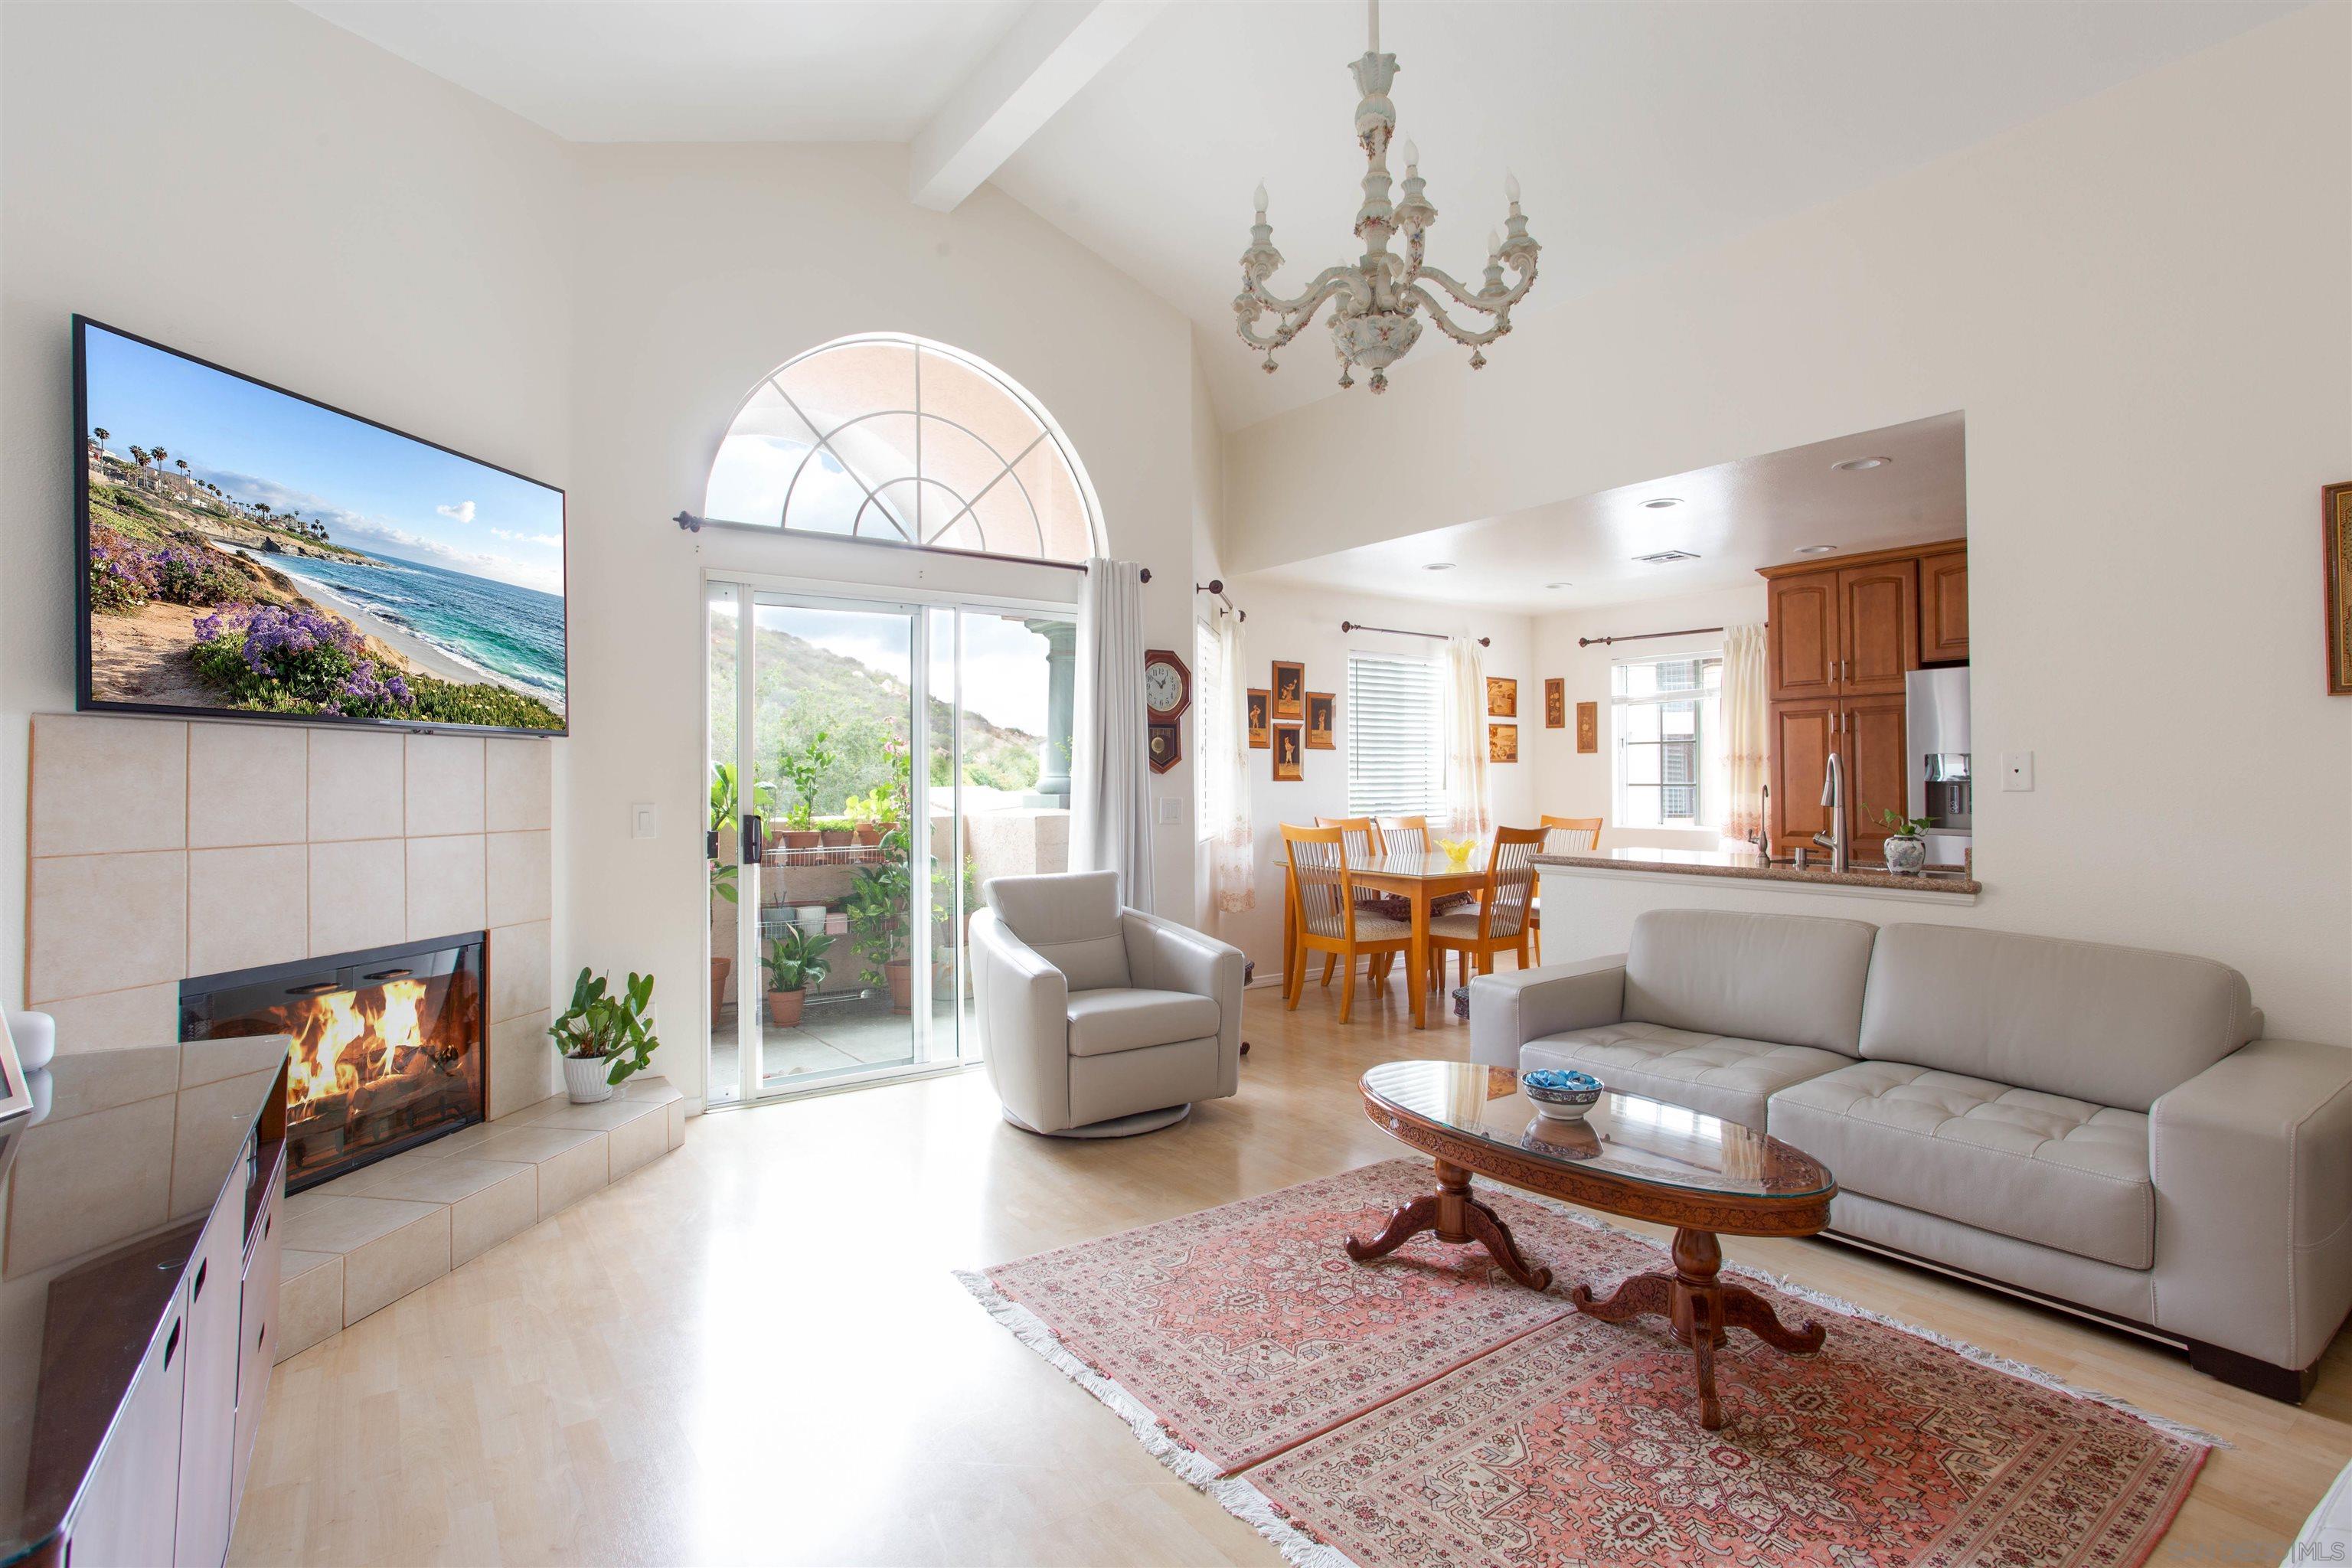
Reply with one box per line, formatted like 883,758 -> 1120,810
1533,844 -> 1981,897
2,1034 -> 289,1565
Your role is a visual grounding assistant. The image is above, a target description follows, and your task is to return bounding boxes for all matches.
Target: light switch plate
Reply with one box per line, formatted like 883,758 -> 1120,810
1156,796 -> 1183,825
2001,752 -> 2035,792
631,802 -> 658,838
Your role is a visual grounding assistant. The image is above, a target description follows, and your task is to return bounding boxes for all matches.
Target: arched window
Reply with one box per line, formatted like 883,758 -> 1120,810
702,334 -> 1102,563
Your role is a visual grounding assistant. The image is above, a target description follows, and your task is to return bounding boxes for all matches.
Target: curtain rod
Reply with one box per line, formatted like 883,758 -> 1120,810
1577,625 -> 1722,648
671,511 -> 1147,580
1196,579 -> 1245,621
1341,619 -> 1489,648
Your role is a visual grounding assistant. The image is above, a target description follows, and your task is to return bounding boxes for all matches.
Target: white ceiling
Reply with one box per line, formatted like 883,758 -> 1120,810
298,2 -> 2291,429
1249,412 -> 1966,616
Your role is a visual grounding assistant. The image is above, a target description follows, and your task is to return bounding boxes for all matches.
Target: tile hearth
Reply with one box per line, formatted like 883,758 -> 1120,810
273,1075 -> 685,1361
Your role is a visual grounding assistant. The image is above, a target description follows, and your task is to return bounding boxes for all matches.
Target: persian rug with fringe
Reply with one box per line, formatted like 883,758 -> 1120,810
961,1159 -> 2207,1568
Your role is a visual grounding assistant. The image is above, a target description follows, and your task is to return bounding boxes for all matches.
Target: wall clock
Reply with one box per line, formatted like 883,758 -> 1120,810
1145,648 -> 1189,773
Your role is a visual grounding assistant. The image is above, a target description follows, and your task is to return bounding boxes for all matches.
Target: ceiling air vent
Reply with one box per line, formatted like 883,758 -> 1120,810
1632,549 -> 1700,565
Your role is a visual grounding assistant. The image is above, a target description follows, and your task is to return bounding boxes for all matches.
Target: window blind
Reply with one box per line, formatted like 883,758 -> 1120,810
1348,653 -> 1442,818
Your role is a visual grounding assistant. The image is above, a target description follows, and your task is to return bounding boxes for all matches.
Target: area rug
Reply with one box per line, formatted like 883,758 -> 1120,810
960,1159 -> 2208,1568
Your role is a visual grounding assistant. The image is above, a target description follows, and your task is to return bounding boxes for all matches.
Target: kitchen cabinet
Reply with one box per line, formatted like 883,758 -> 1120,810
1766,699 -> 1838,848
1838,560 -> 1917,695
1841,694 -> 1911,851
67,1284 -> 187,1568
1765,570 -> 1839,701
1920,548 -> 1969,664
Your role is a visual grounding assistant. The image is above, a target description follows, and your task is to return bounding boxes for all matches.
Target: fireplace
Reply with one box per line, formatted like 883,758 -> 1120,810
181,933 -> 488,1193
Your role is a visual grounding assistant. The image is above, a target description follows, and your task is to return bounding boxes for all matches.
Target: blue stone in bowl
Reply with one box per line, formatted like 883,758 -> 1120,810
1521,1068 -> 1604,1121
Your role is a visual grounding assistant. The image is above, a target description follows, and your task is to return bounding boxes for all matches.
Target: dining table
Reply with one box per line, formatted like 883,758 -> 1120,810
1281,847 -> 1494,1029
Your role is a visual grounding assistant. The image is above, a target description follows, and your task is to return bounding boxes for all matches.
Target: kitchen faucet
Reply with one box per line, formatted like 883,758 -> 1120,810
1815,752 -> 1850,873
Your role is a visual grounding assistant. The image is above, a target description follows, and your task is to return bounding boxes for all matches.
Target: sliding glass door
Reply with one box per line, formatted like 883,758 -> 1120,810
706,578 -> 1074,1106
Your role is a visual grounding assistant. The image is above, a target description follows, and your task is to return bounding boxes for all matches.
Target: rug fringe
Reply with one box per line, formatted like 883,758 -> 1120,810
953,1269 -> 1362,1568
1492,1178 -> 2228,1450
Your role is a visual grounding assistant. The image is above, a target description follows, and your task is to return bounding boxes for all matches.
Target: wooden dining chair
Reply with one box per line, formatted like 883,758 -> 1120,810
1315,816 -> 1391,988
1429,826 -> 1546,991
1282,824 -> 1411,1023
1529,815 -> 1603,964
1376,815 -> 1429,854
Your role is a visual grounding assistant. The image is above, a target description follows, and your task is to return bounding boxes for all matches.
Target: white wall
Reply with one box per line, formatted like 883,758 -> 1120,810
1531,583 -> 1769,850
563,143 -> 1210,1106
1207,577 -> 1535,977
0,2 -> 578,1022
1223,7 -> 2352,1042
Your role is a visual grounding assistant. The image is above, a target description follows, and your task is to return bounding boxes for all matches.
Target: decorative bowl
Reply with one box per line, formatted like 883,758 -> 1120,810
1434,837 -> 1479,867
1521,1068 -> 1603,1122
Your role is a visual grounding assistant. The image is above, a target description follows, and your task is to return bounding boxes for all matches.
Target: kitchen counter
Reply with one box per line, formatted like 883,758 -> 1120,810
1534,845 -> 1979,902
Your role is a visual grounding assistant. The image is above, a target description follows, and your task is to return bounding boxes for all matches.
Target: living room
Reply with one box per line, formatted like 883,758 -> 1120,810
2,2 -> 2347,1564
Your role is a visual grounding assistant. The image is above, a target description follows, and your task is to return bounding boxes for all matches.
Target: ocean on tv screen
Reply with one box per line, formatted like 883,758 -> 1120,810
79,322 -> 567,731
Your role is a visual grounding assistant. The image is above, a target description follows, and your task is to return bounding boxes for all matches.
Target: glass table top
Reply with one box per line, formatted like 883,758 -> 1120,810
1349,851 -> 1488,881
1361,1060 -> 1835,1200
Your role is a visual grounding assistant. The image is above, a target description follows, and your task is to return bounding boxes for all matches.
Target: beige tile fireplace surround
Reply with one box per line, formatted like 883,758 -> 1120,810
18,710 -> 694,1356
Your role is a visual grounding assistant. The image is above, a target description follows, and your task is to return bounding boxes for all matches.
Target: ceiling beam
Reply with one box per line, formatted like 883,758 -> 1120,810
910,0 -> 1162,212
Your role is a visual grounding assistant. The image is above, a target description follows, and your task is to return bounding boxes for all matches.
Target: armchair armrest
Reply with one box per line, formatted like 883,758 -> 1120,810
1122,910 -> 1247,1096
1465,956 -> 1628,1070
2150,1037 -> 2352,1373
969,907 -> 1073,1133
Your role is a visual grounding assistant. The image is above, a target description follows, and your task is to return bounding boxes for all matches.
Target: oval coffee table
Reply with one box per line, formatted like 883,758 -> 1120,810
1352,1060 -> 1839,1430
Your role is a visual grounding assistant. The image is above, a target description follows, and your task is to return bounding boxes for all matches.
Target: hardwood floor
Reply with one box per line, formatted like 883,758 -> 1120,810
230,979 -> 2350,1565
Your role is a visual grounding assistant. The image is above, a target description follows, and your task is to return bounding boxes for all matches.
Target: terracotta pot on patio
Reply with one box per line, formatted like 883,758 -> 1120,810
766,988 -> 806,1027
853,824 -> 881,847
886,958 -> 913,1014
780,828 -> 822,862
819,828 -> 854,851
710,956 -> 732,1024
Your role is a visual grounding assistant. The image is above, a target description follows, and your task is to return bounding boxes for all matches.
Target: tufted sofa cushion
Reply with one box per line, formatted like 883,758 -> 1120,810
1770,1060 -> 2154,1269
1623,909 -> 1878,1057
1521,1020 -> 1850,1132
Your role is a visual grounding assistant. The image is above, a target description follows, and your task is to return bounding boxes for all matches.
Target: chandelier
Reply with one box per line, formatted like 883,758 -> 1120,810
1235,0 -> 1540,393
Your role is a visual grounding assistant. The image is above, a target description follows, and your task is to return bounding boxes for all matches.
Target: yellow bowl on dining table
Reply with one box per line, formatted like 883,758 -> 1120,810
1434,836 -> 1480,867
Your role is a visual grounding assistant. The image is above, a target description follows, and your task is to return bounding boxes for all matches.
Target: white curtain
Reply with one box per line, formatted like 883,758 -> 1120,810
1071,557 -> 1155,908
1440,635 -> 1492,837
1722,622 -> 1769,844
1201,609 -> 1255,913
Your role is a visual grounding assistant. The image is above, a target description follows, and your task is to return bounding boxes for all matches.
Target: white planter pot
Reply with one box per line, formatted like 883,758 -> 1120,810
564,1054 -> 615,1103
1883,835 -> 1927,875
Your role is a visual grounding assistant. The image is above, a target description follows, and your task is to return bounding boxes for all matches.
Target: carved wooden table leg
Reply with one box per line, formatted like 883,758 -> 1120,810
1345,1159 -> 1554,1292
1568,1227 -> 1826,1431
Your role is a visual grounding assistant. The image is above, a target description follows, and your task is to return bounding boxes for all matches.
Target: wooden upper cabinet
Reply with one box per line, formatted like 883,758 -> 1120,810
1919,548 -> 1968,665
1766,570 -> 1839,701
1836,560 -> 1918,694
1840,693 -> 1909,851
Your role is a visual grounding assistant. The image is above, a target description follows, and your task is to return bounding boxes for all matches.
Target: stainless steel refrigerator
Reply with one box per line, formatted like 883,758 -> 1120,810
1906,668 -> 1971,865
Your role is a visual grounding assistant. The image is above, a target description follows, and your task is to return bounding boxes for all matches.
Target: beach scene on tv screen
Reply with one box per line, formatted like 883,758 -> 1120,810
80,324 -> 566,730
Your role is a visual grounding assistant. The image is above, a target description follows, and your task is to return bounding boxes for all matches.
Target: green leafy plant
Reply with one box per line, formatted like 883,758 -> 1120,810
775,730 -> 838,831
547,967 -> 662,1086
763,926 -> 833,993
842,785 -> 896,827
846,828 -> 913,987
1878,808 -> 1933,838
709,762 -> 740,904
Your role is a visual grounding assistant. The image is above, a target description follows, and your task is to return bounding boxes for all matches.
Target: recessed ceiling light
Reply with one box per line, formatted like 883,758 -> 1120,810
1831,456 -> 1892,472
1795,544 -> 1837,556
1633,549 -> 1700,565
1422,561 -> 1455,571
1545,581 -> 1573,589
1640,496 -> 1684,509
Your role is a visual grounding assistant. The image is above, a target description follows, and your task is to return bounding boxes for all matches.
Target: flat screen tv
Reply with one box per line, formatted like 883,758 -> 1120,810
74,316 -> 567,735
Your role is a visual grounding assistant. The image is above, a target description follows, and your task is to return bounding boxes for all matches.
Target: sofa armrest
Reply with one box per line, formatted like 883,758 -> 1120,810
2149,1037 -> 2352,1371
1465,956 -> 1628,1070
969,908 -> 1073,1133
1122,910 -> 1246,1096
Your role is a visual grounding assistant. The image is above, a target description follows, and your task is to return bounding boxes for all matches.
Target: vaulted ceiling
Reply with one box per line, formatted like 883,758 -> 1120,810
301,1 -> 2292,431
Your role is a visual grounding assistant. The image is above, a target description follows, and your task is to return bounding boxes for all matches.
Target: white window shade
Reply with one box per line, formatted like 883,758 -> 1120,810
1348,654 -> 1442,818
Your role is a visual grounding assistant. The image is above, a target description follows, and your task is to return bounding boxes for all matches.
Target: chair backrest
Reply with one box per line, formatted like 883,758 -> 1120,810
1316,815 -> 1385,867
983,869 -> 1132,990
1541,815 -> 1603,854
1282,824 -> 1356,941
1378,815 -> 1429,856
1478,827 -> 1547,939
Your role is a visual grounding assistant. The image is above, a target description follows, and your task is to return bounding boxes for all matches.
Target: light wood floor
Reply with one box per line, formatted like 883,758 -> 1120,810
230,979 -> 2350,1566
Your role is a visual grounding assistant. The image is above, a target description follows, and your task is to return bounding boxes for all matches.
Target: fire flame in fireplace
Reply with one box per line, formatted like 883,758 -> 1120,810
286,978 -> 431,1110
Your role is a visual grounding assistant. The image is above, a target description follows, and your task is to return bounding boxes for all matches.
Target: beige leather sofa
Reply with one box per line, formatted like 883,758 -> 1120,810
971,871 -> 1246,1137
1469,908 -> 2352,1400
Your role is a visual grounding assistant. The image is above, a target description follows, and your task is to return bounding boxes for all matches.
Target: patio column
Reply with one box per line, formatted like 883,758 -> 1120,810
1025,616 -> 1076,806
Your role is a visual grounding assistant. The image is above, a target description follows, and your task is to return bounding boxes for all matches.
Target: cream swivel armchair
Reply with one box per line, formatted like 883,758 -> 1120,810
970,870 -> 1246,1137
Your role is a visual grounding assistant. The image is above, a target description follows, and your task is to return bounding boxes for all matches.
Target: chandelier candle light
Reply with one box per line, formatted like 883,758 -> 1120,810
1236,0 -> 1540,392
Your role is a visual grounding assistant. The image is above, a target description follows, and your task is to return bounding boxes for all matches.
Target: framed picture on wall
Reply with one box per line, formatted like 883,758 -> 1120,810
1271,661 -> 1305,720
1544,678 -> 1566,728
1576,701 -> 1599,753
1246,688 -> 1271,747
1486,676 -> 1517,717
1305,691 -> 1334,749
2328,480 -> 2351,694
1272,724 -> 1304,779
1488,723 -> 1518,764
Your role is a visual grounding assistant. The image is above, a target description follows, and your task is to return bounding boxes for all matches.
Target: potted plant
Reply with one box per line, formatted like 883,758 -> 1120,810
847,827 -> 914,1012
1878,808 -> 1932,875
761,926 -> 833,1027
774,730 -> 837,859
709,763 -> 740,1023
547,967 -> 661,1103
818,816 -> 854,852
844,786 -> 891,850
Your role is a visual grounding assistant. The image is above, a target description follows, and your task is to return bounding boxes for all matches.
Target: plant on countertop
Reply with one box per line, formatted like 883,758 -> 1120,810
549,967 -> 662,1086
763,926 -> 833,994
775,729 -> 838,832
1877,808 -> 1932,838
